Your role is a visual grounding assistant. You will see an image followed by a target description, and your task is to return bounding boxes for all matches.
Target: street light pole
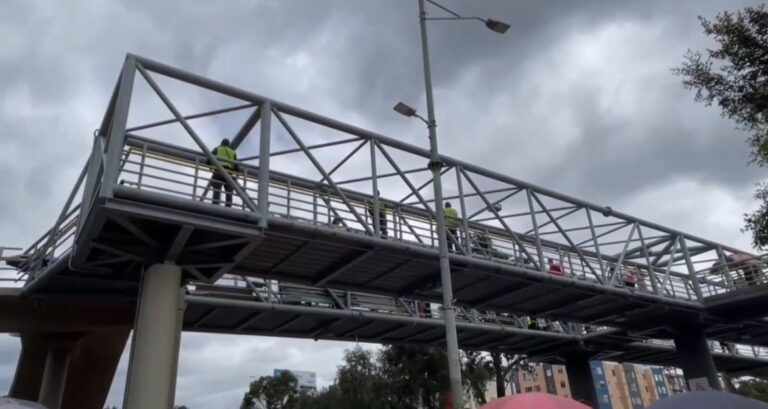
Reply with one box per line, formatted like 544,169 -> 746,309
416,0 -> 464,407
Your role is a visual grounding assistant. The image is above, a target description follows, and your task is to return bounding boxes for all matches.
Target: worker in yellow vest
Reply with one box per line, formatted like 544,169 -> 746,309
367,191 -> 387,238
210,138 -> 239,207
444,202 -> 460,251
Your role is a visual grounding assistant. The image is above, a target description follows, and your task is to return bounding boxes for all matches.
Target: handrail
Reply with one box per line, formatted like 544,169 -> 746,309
695,254 -> 768,296
189,275 -> 768,361
115,136 -> 700,300
18,133 -> 754,303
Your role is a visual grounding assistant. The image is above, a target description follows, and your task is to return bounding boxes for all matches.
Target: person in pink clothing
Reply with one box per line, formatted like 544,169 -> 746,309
548,257 -> 564,276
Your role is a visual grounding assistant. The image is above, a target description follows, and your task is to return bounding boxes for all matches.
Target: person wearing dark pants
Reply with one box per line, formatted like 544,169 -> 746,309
368,192 -> 388,238
211,172 -> 233,207
209,138 -> 239,208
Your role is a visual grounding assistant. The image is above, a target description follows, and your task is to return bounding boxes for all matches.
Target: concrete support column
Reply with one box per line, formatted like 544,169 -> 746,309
125,263 -> 185,409
565,353 -> 599,409
9,334 -> 48,401
673,324 -> 720,390
38,342 -> 75,409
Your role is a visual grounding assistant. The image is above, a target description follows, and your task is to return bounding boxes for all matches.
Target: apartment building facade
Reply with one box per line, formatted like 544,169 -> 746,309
477,361 -> 679,409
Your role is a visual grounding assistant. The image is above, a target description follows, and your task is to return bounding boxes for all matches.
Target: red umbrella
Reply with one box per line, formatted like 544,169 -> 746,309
479,393 -> 591,409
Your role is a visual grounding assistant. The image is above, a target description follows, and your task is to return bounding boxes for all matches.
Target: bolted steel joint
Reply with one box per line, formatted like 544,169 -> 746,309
428,160 -> 443,171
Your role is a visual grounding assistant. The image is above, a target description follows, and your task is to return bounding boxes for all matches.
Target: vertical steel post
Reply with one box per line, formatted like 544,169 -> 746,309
287,180 -> 292,216
371,140 -> 381,237
138,144 -> 147,189
417,0 -> 463,406
243,168 -> 249,210
192,158 -> 199,200
77,136 -> 105,238
526,188 -> 546,270
258,101 -> 272,228
313,193 -> 318,224
102,56 -> 136,198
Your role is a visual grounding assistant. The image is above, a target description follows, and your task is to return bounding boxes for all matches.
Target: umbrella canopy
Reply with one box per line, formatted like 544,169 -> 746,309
0,398 -> 47,409
648,391 -> 768,409
479,393 -> 590,409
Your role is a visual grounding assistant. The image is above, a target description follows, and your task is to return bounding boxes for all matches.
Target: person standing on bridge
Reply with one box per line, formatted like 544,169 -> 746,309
444,202 -> 460,251
367,191 -> 387,238
209,138 -> 239,208
547,257 -> 564,276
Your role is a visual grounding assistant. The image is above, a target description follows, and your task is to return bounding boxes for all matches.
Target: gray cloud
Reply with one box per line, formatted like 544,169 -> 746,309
1,0 -> 765,407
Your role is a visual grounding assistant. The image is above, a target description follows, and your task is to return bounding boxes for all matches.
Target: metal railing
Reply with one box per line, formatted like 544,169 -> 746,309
695,254 -> 768,297
113,136 -> 701,301
190,275 -> 768,361
190,274 -> 602,337
15,54 -> 763,305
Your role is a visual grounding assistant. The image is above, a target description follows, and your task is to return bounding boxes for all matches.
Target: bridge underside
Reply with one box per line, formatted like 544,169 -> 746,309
8,280 -> 767,377
182,293 -> 768,375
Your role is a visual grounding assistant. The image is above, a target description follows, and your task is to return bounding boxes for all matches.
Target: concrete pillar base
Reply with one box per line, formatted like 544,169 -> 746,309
125,263 -> 185,409
673,324 -> 720,390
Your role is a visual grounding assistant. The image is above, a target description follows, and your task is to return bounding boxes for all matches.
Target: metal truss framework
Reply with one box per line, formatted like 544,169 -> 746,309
7,54 -> 768,371
17,54 -> 762,300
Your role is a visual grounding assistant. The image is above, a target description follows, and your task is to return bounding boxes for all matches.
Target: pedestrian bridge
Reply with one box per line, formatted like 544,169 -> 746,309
12,55 -> 768,343
4,54 -> 768,408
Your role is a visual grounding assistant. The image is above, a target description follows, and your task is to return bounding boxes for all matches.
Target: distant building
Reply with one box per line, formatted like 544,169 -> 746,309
512,364 -> 571,398
473,361 -> 683,409
663,367 -> 686,394
273,369 -> 317,392
650,367 -> 670,399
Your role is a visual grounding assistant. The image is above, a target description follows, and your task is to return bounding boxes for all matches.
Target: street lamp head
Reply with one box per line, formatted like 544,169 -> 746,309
485,18 -> 510,34
393,102 -> 418,117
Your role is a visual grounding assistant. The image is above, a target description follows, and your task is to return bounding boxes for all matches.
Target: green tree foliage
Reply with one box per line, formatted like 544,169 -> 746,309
241,371 -> 299,409
736,378 -> 768,402
462,350 -> 493,406
246,345 -> 523,409
335,347 -> 386,409
674,5 -> 768,248
379,345 -> 450,409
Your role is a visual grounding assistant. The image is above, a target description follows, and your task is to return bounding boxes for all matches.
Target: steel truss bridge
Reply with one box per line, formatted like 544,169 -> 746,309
3,54 -> 768,408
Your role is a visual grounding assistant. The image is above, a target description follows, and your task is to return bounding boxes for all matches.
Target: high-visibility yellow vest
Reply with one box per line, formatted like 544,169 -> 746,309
368,200 -> 386,215
216,145 -> 236,168
444,206 -> 459,228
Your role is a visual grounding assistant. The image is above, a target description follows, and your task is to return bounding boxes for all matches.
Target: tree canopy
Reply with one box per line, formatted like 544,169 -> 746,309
239,345 -> 527,409
240,371 -> 300,409
675,5 -> 768,248
736,378 -> 768,402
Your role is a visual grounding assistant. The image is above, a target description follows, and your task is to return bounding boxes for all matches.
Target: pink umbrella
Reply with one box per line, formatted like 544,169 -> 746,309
479,393 -> 591,409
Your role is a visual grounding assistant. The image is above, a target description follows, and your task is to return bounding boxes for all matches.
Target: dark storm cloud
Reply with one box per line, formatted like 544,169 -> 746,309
1,0 -> 765,408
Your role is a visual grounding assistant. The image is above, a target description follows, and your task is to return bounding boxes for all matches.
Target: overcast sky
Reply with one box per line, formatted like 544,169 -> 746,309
1,0 -> 765,408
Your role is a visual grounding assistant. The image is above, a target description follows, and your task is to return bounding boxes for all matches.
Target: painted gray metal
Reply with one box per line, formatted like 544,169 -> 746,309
10,54 -> 768,364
